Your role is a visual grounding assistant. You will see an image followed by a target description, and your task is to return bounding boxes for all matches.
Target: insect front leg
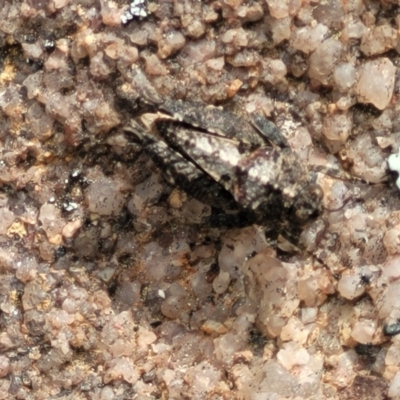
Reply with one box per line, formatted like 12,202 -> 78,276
249,112 -> 289,148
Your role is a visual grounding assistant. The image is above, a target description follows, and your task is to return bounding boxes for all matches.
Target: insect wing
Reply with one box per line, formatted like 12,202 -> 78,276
234,147 -> 313,220
234,147 -> 282,210
157,121 -> 245,194
161,99 -> 266,146
128,122 -> 238,209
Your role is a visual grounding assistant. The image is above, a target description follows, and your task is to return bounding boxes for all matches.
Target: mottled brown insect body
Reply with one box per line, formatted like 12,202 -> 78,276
126,99 -> 323,242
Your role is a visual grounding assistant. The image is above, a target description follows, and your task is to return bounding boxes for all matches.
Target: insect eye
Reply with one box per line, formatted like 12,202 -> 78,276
292,183 -> 323,223
309,184 -> 324,201
294,208 -> 312,223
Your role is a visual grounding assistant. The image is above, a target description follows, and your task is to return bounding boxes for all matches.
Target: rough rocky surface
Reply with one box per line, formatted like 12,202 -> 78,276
1,0 -> 400,399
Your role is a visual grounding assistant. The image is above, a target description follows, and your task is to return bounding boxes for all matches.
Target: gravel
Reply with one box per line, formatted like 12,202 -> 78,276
1,0 -> 400,399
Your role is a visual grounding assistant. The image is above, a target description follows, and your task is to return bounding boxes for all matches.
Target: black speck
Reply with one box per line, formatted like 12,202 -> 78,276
384,322 -> 400,336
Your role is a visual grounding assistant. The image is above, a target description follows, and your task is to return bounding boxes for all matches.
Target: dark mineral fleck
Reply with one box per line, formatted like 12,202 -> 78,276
384,322 -> 400,337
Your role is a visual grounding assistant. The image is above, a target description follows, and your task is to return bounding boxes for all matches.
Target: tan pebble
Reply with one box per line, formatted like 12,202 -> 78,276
168,189 -> 186,209
62,219 -> 83,239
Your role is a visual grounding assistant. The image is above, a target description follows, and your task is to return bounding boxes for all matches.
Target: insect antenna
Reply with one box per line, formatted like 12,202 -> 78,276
249,112 -> 289,148
308,163 -> 389,213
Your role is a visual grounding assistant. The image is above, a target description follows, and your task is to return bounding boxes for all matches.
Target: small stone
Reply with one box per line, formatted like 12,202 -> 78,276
355,58 -> 396,110
15,257 -> 38,283
86,175 -> 126,216
227,79 -> 243,97
261,58 -> 287,85
21,42 -> 43,59
143,53 -> 169,76
181,15 -> 205,39
62,219 -> 83,239
360,25 -> 398,56
308,38 -> 343,85
322,112 -> 352,143
383,228 -> 400,255
212,271 -> 230,294
178,39 -> 216,67
221,28 -> 248,47
277,342 -> 310,370
351,320 -> 377,344
39,203 -> 65,245
201,320 -> 228,335
206,57 -> 225,71
0,356 -> 10,378
157,31 -> 186,59
103,357 -> 139,384
388,371 -> 400,398
0,202 -> 15,236
168,189 -> 185,209
345,133 -> 387,183
333,63 -> 356,91
341,19 -> 367,42
227,50 -> 260,67
237,3 -> 263,22
266,0 -> 289,19
290,24 -> 329,54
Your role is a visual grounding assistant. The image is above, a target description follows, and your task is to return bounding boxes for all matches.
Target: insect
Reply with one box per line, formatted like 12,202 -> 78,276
125,99 -> 323,245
